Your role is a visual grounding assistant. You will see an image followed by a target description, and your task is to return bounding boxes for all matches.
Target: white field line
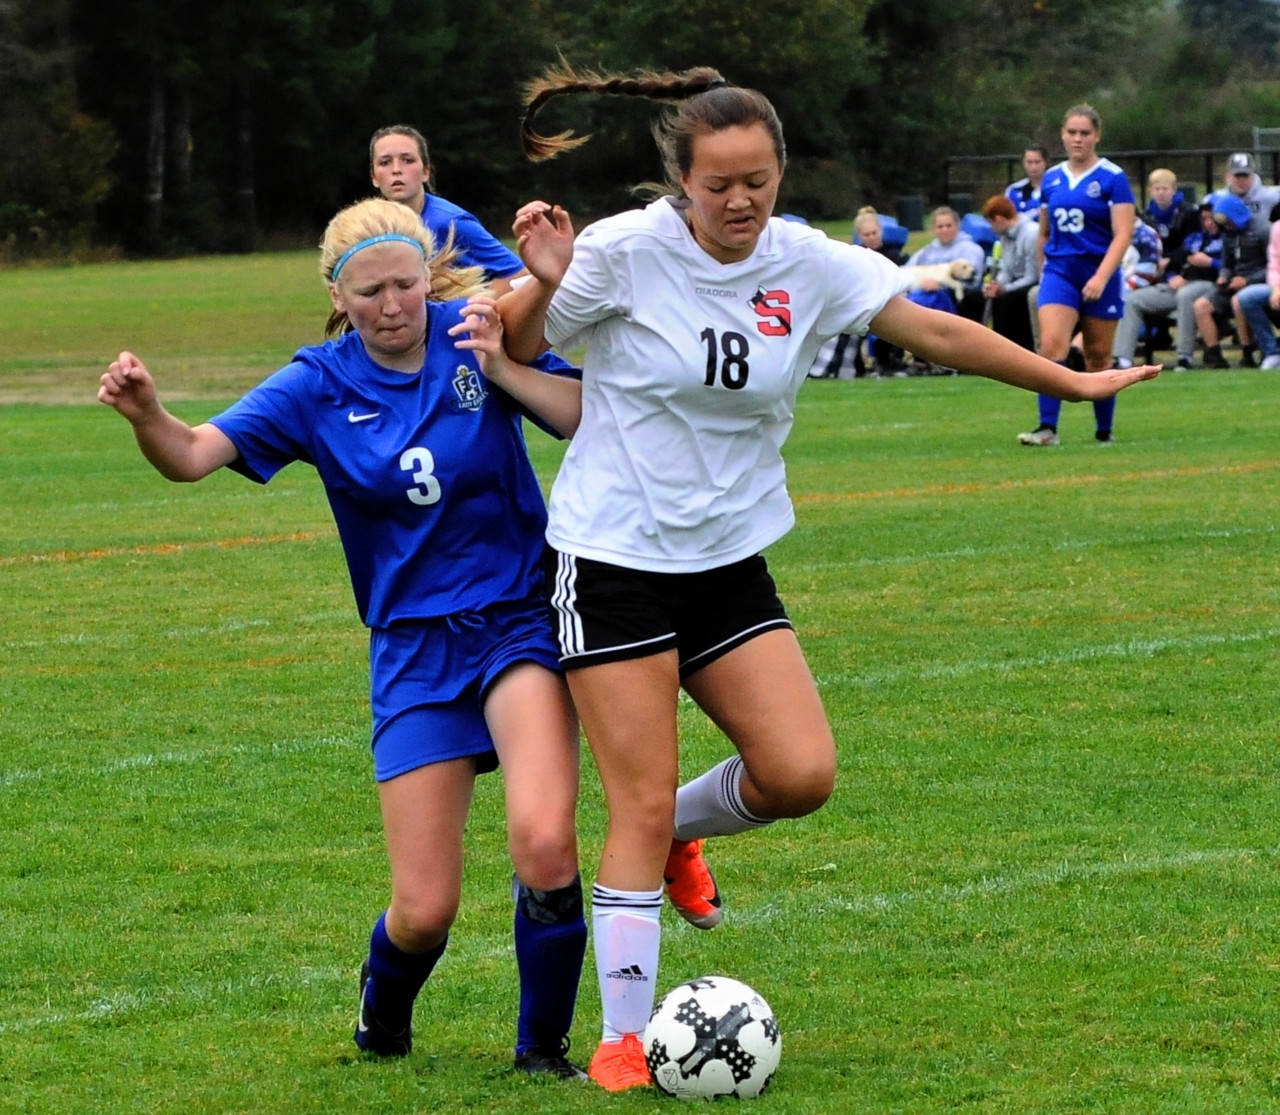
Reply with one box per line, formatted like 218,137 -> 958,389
2,846 -> 1271,1034
2,610 -> 353,652
0,734 -> 362,789
734,846 -> 1277,925
5,625 -> 1267,767
812,626 -> 1280,689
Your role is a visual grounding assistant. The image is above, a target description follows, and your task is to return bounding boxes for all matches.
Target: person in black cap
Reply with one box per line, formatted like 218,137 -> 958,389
1219,153 -> 1280,238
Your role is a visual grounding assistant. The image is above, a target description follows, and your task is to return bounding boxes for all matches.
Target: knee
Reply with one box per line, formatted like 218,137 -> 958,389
388,892 -> 458,952
752,753 -> 836,820
508,817 -> 579,892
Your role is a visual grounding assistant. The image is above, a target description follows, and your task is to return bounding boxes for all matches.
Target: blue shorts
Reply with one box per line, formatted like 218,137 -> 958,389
369,598 -> 562,782
1038,257 -> 1124,320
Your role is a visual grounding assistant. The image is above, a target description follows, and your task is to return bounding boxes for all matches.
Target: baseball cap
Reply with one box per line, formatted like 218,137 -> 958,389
1228,152 -> 1256,174
1212,193 -> 1252,231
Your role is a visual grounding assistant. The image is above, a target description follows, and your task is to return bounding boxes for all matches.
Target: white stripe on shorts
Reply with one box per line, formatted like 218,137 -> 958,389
552,551 -> 586,658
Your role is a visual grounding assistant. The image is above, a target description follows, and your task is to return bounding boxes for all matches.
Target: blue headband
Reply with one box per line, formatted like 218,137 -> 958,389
330,234 -> 425,281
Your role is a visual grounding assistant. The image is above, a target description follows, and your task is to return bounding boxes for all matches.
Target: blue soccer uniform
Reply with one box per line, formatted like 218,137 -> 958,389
1005,177 -> 1041,215
1038,157 -> 1135,320
421,195 -> 523,281
208,299 -> 576,776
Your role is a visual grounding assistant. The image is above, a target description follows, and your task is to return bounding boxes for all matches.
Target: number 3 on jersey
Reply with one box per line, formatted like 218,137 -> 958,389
701,327 -> 750,390
400,447 -> 442,506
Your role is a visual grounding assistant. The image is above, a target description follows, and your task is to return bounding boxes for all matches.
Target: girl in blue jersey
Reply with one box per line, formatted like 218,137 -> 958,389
97,198 -> 588,1078
1020,105 -> 1136,446
1005,144 -> 1049,216
370,124 -> 529,295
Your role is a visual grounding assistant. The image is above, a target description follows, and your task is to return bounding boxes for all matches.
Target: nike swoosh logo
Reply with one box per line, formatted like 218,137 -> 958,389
348,411 -> 379,424
357,985 -> 370,1033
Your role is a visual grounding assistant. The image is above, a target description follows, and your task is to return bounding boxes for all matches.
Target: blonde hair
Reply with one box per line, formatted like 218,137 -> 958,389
1147,167 -> 1177,189
854,206 -> 881,235
318,198 -> 486,337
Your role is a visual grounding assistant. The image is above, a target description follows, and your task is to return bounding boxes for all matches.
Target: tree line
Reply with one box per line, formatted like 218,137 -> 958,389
2,0 -> 1279,259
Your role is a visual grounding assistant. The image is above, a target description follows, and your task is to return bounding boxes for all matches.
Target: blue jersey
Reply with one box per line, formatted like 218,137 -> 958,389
208,301 -> 575,628
1040,158 -> 1135,262
421,194 -> 522,281
1005,177 -> 1041,215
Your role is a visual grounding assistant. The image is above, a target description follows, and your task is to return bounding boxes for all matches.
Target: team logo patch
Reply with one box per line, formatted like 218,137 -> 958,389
451,364 -> 487,411
1087,181 -> 1102,198
750,287 -> 792,336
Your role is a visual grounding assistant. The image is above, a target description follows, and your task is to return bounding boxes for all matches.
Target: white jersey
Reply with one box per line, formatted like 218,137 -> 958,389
543,197 -> 909,572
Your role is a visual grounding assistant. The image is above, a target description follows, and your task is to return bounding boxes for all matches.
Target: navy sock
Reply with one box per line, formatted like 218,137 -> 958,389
513,873 -> 586,1056
1037,387 -> 1062,431
365,912 -> 446,1032
1092,394 -> 1116,436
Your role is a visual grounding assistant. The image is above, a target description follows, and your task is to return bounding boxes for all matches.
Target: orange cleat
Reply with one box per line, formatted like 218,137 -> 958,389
663,838 -> 723,929
588,1033 -> 651,1091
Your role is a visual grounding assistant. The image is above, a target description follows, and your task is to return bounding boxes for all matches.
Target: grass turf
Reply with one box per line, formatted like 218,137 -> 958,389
2,252 -> 1278,1113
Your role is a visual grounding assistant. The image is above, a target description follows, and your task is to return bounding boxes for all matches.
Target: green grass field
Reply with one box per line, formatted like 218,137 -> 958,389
2,253 -> 1279,1113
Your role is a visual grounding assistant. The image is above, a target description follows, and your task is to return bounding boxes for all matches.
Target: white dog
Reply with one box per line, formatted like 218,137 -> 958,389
897,258 -> 976,300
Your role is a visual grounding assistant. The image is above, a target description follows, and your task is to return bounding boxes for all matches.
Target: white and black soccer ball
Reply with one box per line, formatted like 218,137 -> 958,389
643,975 -> 781,1099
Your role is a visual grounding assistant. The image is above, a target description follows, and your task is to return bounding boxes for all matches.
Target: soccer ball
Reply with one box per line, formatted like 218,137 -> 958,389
643,975 -> 781,1099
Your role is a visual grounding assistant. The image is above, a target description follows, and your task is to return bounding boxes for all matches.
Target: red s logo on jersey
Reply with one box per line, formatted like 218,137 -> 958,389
750,287 -> 792,336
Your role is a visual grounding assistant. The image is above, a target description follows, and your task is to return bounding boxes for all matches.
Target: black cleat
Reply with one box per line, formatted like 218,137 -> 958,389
515,1037 -> 588,1080
355,961 -> 412,1057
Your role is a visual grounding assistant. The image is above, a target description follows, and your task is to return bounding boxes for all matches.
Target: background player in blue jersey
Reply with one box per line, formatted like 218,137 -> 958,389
1005,144 -> 1049,216
1020,105 -> 1136,446
97,197 -> 588,1079
370,124 -> 529,295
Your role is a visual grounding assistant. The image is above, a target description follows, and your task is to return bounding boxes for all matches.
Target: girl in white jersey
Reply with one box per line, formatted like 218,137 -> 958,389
496,62 -> 1160,1093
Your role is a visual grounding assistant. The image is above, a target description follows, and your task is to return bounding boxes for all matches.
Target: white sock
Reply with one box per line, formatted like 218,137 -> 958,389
673,755 -> 771,840
591,884 -> 663,1041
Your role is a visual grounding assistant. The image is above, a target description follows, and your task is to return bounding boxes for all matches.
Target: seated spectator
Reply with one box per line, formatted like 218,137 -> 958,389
1193,192 -> 1268,367
1210,153 -> 1280,238
853,207 -> 908,374
854,206 -> 905,264
811,207 -> 907,378
900,206 -> 986,373
1123,215 -> 1162,292
1232,201 -> 1280,370
903,206 -> 986,314
1113,199 -> 1222,370
980,194 -> 1040,350
1005,145 -> 1049,216
1142,168 -> 1199,281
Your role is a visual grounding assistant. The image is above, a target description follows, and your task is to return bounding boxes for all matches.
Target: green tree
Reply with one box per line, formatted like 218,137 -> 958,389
0,0 -> 116,255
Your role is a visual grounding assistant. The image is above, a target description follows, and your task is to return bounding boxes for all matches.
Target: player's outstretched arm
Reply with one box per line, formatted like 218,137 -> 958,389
98,351 -> 239,482
869,297 -> 1160,401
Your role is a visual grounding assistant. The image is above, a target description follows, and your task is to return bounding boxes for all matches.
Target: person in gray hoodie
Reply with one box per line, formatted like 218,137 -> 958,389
1216,152 -> 1280,238
1193,191 -> 1270,367
981,194 -> 1040,350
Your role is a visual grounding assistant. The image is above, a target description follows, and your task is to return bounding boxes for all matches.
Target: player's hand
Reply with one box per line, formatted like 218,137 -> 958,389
513,200 -> 573,287
98,351 -> 161,424
1081,274 -> 1106,301
448,297 -> 509,381
1078,362 -> 1161,398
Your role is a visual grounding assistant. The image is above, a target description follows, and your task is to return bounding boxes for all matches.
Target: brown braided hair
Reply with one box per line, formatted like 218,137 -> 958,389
520,61 -> 784,197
